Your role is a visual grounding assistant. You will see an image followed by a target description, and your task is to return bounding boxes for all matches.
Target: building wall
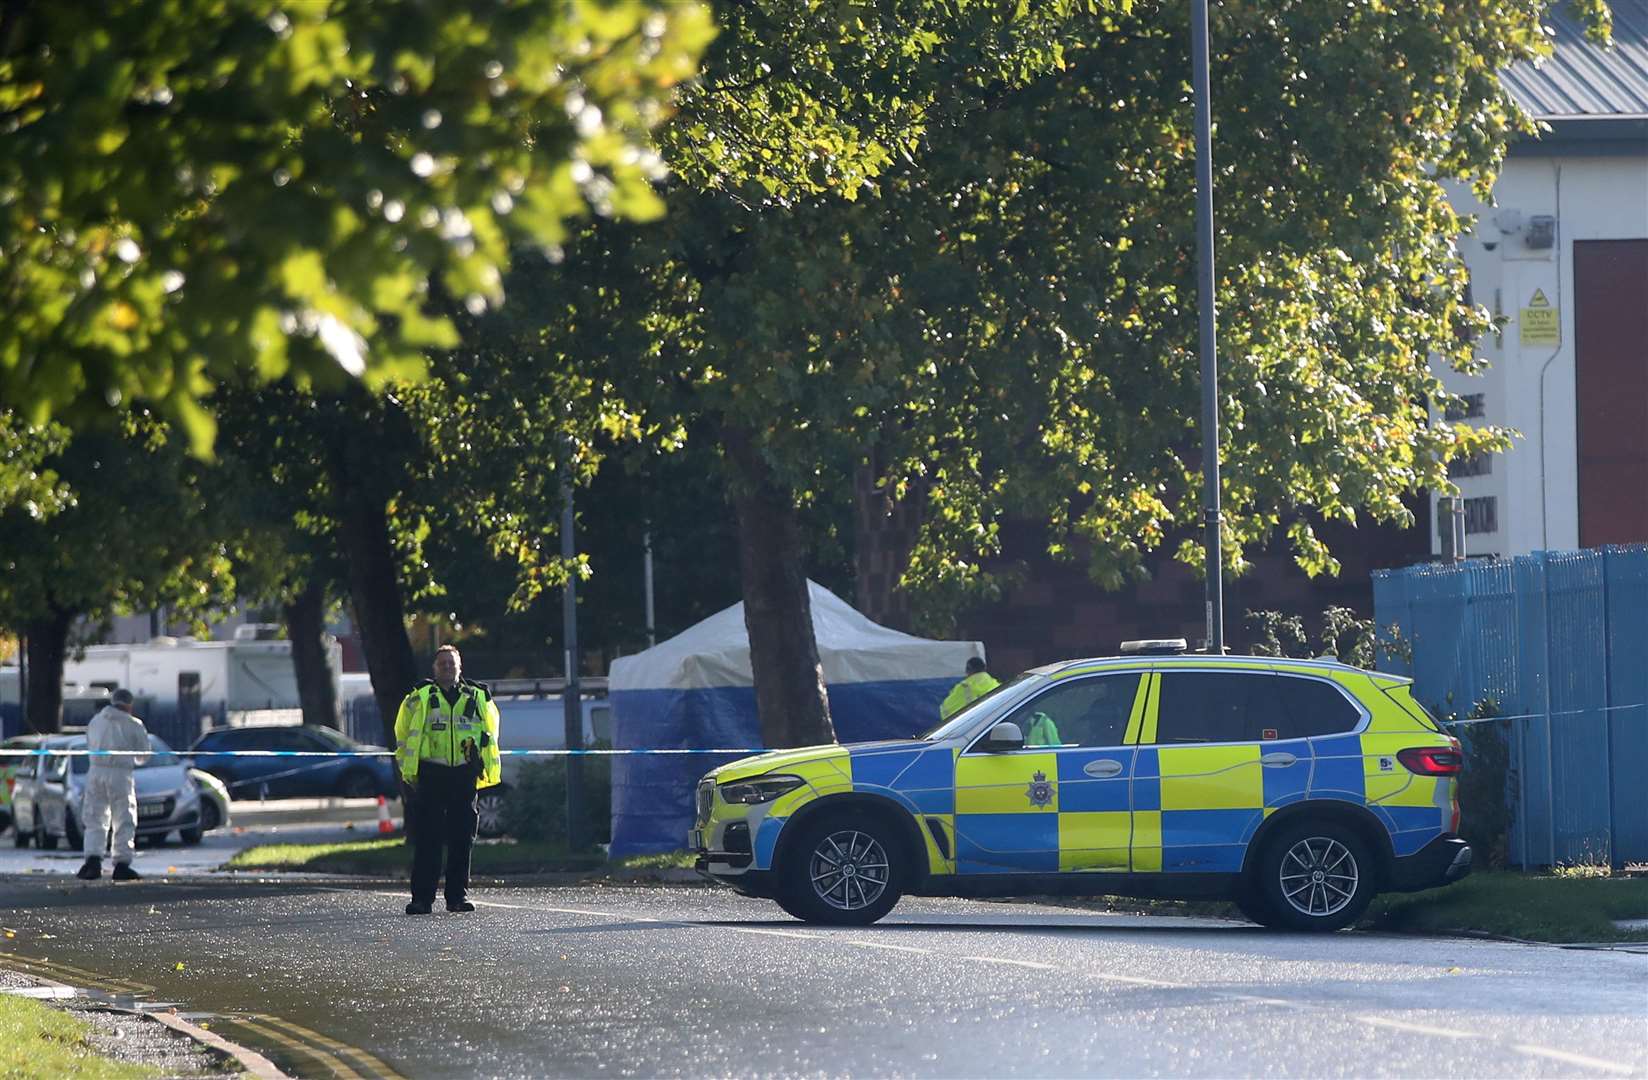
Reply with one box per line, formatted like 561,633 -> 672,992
1443,152 -> 1648,557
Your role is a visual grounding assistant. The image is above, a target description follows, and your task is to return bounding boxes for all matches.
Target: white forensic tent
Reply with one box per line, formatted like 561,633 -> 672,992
608,581 -> 983,855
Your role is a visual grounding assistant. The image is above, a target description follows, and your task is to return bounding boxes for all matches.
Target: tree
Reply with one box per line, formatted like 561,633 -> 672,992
209,384 -> 352,729
0,0 -> 713,450
0,414 -> 233,732
516,0 -> 1589,749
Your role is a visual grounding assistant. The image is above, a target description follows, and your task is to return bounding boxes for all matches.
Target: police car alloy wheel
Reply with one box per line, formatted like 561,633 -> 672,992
1256,821 -> 1375,932
811,829 -> 890,912
781,814 -> 904,925
1279,837 -> 1358,919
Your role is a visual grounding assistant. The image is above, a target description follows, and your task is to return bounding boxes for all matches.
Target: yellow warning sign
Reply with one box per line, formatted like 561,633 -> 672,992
1520,288 -> 1559,346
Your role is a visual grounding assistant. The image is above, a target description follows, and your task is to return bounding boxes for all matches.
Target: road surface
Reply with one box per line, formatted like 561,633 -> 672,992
1,879 -> 1642,1078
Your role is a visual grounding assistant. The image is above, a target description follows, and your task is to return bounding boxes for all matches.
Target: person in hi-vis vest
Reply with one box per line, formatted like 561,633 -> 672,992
395,645 -> 501,914
939,656 -> 1000,721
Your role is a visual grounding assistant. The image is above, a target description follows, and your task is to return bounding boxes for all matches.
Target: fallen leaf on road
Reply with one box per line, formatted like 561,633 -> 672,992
38,934 -> 54,940
147,908 -> 160,915
174,962 -> 186,971
1446,966 -> 1463,974
167,866 -> 178,873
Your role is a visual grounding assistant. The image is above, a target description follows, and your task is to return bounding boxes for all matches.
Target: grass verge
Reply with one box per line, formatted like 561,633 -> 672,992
225,836 -> 606,875
223,837 -> 698,876
1364,871 -> 1648,943
0,994 -> 154,1079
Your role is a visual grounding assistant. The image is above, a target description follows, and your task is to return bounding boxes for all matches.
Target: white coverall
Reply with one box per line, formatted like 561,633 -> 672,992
82,705 -> 149,862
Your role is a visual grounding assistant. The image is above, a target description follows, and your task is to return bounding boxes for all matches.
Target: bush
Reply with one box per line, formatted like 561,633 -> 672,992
503,754 -> 612,850
1451,700 -> 1512,870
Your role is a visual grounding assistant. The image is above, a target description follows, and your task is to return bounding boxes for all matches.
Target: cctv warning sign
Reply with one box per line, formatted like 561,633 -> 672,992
1520,288 -> 1559,346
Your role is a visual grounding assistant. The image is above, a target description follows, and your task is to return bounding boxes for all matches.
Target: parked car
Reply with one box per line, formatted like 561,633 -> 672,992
188,767 -> 232,837
188,724 -> 396,800
12,733 -> 214,848
692,646 -> 1471,931
1,734 -> 47,837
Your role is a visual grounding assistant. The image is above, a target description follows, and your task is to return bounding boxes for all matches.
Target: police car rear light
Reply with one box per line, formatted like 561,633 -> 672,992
1397,747 -> 1463,776
1120,639 -> 1188,656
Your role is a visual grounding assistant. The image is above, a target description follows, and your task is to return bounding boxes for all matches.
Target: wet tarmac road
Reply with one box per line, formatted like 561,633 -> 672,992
1,879 -> 1644,1078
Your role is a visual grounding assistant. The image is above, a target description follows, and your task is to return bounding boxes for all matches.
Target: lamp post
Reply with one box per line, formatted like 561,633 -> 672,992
1192,0 -> 1225,653
561,474 -> 583,850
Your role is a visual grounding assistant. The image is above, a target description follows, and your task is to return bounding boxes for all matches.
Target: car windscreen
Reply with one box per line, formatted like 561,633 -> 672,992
306,726 -> 359,750
919,673 -> 1042,740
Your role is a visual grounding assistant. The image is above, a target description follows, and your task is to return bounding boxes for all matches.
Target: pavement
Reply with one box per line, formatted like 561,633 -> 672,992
0,879 -> 1644,1079
0,798 -> 386,878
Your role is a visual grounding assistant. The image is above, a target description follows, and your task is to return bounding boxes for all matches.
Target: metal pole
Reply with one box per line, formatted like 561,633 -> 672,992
17,633 -> 26,734
643,526 -> 656,649
1540,552 -> 1556,867
1600,550 -> 1618,868
1192,0 -> 1224,653
561,476 -> 584,850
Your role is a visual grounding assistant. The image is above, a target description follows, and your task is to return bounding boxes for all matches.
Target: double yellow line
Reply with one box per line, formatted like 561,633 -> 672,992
0,952 -> 400,1080
208,1013 -> 400,1080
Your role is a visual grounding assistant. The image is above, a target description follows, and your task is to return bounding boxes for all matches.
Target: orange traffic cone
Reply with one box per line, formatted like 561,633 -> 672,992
377,795 -> 394,835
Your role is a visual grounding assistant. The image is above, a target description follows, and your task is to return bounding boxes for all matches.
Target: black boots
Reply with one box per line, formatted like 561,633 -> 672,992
447,901 -> 475,913
406,900 -> 433,915
111,862 -> 140,881
76,857 -> 101,881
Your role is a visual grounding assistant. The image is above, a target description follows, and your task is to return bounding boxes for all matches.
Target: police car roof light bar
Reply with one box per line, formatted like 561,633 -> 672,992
1119,639 -> 1188,656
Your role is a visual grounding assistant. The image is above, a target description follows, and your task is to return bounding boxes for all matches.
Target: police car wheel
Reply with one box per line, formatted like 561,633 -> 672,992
1232,883 -> 1281,929
781,815 -> 903,926
1257,822 -> 1374,932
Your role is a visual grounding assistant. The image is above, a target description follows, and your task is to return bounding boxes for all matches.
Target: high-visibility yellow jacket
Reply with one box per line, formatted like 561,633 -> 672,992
939,670 -> 1001,720
394,679 -> 502,788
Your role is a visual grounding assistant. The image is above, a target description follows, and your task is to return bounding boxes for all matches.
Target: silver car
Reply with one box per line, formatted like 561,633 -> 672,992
11,733 -> 213,848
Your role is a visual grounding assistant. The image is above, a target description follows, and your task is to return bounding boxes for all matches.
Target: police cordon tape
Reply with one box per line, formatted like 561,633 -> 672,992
2,697 -> 1646,752
0,747 -> 765,757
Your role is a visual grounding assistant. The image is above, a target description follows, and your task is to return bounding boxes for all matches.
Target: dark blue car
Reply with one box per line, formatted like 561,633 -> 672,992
188,725 -> 396,800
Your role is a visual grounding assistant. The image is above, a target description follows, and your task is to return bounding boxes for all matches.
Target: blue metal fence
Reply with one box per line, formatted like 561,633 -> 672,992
1373,545 -> 1648,867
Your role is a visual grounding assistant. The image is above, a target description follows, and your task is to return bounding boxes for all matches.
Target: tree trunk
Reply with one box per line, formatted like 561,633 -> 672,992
329,440 -> 417,750
23,608 -> 73,734
284,581 -> 340,730
724,425 -> 834,748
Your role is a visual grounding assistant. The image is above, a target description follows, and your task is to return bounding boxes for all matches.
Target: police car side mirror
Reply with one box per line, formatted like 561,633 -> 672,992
984,722 -> 1024,752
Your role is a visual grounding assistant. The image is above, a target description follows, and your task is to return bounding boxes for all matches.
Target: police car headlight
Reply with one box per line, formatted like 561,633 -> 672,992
719,775 -> 806,805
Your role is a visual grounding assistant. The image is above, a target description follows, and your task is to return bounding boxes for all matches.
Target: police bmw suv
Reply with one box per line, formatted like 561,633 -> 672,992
691,649 -> 1470,931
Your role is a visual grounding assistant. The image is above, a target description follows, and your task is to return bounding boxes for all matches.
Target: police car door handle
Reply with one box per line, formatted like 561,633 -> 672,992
1260,752 -> 1298,767
1083,759 -> 1124,778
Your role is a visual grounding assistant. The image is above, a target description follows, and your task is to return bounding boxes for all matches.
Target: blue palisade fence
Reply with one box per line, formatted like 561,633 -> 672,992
1373,545 -> 1648,868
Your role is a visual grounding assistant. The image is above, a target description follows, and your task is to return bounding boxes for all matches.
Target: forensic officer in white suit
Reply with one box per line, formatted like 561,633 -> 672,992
76,688 -> 150,881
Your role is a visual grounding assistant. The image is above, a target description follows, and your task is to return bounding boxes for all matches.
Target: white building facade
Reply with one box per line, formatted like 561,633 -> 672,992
1438,2 -> 1648,558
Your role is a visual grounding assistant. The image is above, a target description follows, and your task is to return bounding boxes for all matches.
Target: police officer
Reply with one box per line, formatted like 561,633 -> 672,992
940,656 -> 1000,720
395,645 -> 501,915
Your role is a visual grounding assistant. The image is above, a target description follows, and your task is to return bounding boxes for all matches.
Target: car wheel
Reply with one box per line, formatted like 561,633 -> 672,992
63,811 -> 82,852
1255,821 -> 1376,932
779,812 -> 904,926
340,770 -> 377,799
179,827 -> 203,845
476,788 -> 508,838
1232,882 -> 1280,928
36,814 -> 56,851
198,799 -> 222,833
13,820 -> 30,848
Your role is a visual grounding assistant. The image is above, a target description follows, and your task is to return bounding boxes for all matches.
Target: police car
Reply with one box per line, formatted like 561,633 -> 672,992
691,644 -> 1470,931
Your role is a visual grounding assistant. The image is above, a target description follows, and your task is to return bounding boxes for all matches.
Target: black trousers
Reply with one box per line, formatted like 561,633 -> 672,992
409,763 -> 478,906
